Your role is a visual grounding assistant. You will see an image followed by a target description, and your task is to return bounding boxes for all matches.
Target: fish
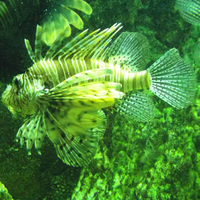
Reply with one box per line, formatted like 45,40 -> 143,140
1,23 -> 196,167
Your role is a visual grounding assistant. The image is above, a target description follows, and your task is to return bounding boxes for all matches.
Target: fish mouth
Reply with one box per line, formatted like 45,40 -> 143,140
2,84 -> 17,115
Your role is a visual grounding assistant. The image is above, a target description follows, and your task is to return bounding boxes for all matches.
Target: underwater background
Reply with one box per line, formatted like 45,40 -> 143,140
0,0 -> 200,199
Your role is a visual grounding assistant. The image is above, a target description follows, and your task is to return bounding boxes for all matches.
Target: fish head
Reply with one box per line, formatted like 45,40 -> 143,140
2,74 -> 35,117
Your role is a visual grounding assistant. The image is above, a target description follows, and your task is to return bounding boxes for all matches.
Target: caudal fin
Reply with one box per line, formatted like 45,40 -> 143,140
148,48 -> 196,108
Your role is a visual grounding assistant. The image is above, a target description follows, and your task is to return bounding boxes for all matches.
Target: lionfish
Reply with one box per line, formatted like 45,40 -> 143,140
2,23 -> 196,167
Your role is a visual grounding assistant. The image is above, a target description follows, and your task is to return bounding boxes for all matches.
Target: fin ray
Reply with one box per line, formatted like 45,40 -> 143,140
16,113 -> 46,154
148,48 -> 196,108
47,23 -> 122,60
102,32 -> 149,71
118,91 -> 156,122
45,108 -> 106,167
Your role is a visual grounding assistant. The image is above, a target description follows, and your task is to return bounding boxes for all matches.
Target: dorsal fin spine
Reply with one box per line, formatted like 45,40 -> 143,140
45,25 -> 73,59
25,39 -> 36,63
34,25 -> 43,61
54,29 -> 90,60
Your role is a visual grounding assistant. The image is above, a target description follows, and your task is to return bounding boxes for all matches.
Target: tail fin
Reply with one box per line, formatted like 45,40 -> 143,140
148,48 -> 196,108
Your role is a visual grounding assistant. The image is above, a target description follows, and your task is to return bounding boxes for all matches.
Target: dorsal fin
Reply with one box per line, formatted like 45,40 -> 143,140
47,23 -> 123,60
45,28 -> 90,59
25,24 -> 149,75
24,25 -> 43,63
102,32 -> 149,72
25,23 -> 123,62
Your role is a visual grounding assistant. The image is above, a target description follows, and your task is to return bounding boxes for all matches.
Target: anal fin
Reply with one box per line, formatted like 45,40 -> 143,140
118,91 -> 156,122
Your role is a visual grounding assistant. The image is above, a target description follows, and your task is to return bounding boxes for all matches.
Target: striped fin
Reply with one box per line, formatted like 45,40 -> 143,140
44,81 -> 123,110
49,68 -> 115,93
45,23 -> 122,60
176,0 -> 200,25
148,48 -> 196,108
102,32 -> 149,71
118,91 -> 156,122
45,108 -> 106,167
45,25 -> 86,59
73,23 -> 122,59
25,39 -> 35,63
41,78 -> 123,110
34,25 -> 43,61
24,25 -> 43,63
38,69 -> 123,166
16,112 -> 46,155
38,70 -> 123,166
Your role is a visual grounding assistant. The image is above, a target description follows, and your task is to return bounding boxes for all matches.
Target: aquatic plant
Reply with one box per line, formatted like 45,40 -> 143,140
41,0 -> 92,46
0,0 -> 92,45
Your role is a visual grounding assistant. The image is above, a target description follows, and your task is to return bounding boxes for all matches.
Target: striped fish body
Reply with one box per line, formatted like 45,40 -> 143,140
4,57 -> 149,118
1,24 -> 196,167
30,58 -> 151,92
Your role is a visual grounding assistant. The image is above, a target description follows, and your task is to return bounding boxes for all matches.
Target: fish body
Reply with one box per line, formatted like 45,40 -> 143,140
2,24 -> 196,166
30,59 -> 151,92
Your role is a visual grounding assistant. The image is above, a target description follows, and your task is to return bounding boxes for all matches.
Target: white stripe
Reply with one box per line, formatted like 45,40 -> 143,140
58,59 -> 67,80
71,58 -> 78,74
108,62 -> 114,82
63,59 -> 70,77
98,60 -> 106,81
40,60 -> 54,83
48,59 -> 60,84
75,59 -> 81,73
123,67 -> 128,92
115,64 -> 120,83
79,59 -> 87,72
